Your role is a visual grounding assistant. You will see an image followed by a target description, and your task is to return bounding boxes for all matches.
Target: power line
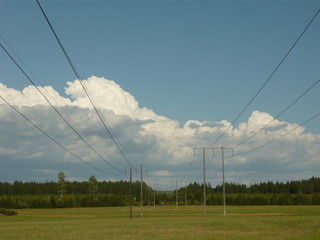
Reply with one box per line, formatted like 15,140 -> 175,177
104,120 -> 140,168
35,0 -> 136,171
208,8 -> 320,147
0,95 -> 113,176
233,76 -> 320,149
0,33 -> 103,153
233,111 -> 320,157
183,153 -> 196,179
1,34 -> 124,173
0,42 -> 124,175
0,33 -> 84,127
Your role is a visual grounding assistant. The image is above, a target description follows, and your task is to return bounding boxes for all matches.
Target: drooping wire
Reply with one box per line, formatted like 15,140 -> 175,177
233,77 -> 320,149
104,120 -> 140,168
183,151 -> 196,180
233,111 -> 320,157
35,0 -> 136,171
0,33 -> 87,133
0,42 -> 124,175
0,95 -> 114,176
208,8 -> 320,148
1,32 -> 117,153
0,34 -> 124,174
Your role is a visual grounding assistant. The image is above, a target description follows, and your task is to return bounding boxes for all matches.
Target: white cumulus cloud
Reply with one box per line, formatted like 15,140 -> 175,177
0,76 -> 319,185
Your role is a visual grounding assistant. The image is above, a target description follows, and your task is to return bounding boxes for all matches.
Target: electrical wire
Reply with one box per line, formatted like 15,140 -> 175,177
183,152 -> 196,180
0,42 -> 124,175
35,0 -> 136,171
233,111 -> 320,157
104,120 -> 140,167
0,33 -> 87,135
0,95 -> 114,176
0,33 -> 104,162
208,8 -> 320,148
233,77 -> 320,149
0,34 -> 126,174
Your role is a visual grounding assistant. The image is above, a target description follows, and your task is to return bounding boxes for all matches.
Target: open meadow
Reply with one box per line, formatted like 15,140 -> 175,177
1,206 -> 320,240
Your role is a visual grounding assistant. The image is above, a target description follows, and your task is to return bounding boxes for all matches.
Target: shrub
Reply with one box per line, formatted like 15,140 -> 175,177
0,209 -> 17,216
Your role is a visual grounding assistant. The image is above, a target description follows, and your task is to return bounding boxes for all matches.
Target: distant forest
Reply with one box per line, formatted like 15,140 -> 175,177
0,176 -> 319,208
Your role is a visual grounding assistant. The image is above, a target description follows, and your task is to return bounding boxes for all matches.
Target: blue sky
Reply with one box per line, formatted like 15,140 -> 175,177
0,0 -> 320,186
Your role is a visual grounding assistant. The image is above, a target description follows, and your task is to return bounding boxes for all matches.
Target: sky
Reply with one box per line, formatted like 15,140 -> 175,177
0,0 -> 320,188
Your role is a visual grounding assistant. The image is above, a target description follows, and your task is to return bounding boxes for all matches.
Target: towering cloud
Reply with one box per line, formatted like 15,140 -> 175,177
0,76 -> 319,185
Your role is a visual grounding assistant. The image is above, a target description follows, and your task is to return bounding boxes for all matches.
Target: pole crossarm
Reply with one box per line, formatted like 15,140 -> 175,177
209,147 -> 234,156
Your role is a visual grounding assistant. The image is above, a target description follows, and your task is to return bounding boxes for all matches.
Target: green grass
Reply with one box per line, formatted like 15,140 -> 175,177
0,206 -> 320,240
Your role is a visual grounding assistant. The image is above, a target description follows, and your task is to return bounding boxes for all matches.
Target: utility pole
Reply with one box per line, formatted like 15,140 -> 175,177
130,168 -> 132,219
146,170 -> 150,207
185,181 -> 188,207
194,147 -> 214,216
203,148 -> 206,216
176,180 -> 178,207
221,147 -> 233,217
153,184 -> 156,207
222,147 -> 226,217
211,147 -> 233,217
140,164 -> 143,217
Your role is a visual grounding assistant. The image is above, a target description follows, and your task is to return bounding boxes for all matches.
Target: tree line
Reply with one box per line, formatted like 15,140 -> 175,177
176,177 -> 320,206
183,176 -> 320,197
0,175 -> 319,209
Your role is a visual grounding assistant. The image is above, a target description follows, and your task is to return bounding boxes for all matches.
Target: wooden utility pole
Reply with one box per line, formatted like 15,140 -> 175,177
130,168 -> 133,219
153,184 -> 156,207
221,147 -> 226,217
203,148 -> 206,216
194,147 -> 214,216
211,147 -> 233,217
176,180 -> 178,207
140,164 -> 143,217
185,181 -> 188,207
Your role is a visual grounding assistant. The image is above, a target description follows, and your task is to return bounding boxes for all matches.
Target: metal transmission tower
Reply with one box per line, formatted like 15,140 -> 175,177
194,147 -> 214,216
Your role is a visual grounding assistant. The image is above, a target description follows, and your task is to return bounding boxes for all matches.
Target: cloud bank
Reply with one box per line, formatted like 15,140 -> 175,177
0,76 -> 319,186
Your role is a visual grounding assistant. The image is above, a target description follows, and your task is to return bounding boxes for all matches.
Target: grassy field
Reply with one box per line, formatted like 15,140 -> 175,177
1,205 -> 320,240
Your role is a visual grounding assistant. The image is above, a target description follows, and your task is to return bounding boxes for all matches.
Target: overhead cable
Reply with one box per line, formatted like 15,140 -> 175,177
233,111 -> 320,157
233,77 -> 320,149
208,8 -> 320,147
0,95 -> 114,176
0,33 -> 106,159
35,0 -> 136,171
0,42 -> 124,175
183,153 -> 196,180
